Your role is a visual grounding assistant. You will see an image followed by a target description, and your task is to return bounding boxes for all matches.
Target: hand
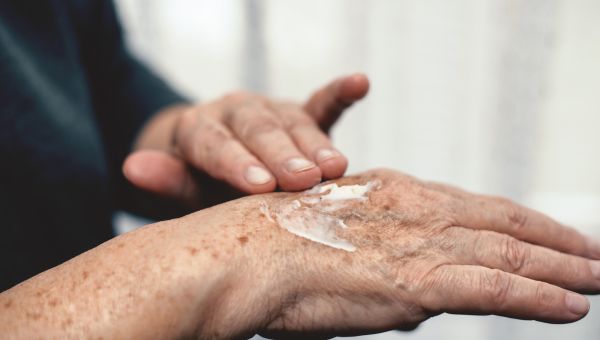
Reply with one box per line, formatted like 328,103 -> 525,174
122,74 -> 369,208
4,169 -> 600,339
212,169 -> 600,338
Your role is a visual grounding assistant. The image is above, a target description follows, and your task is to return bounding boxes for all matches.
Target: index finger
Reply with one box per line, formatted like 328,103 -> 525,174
304,73 -> 369,132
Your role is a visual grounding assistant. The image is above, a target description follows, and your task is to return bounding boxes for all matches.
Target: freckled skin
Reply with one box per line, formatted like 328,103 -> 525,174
0,169 -> 599,339
4,299 -> 12,309
237,236 -> 249,245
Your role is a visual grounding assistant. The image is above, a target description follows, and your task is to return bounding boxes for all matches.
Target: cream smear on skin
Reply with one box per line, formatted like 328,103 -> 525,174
262,180 -> 381,252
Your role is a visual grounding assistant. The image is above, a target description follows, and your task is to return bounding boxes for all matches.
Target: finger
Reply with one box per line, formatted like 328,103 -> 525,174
123,150 -> 201,205
176,114 -> 277,194
452,193 -> 600,260
420,265 -> 590,323
224,100 -> 322,191
273,102 -> 348,179
304,73 -> 370,132
443,227 -> 600,293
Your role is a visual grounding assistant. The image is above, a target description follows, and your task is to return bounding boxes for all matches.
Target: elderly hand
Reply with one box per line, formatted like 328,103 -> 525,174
4,169 -> 600,338
122,74 -> 369,207
236,169 -> 600,338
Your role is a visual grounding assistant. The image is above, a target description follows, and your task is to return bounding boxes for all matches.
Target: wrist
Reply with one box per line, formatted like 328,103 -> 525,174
176,194 -> 298,338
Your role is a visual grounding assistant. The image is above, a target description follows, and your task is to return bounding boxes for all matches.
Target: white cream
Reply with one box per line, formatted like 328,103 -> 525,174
314,181 -> 380,202
259,201 -> 274,222
267,180 -> 381,252
274,199 -> 356,251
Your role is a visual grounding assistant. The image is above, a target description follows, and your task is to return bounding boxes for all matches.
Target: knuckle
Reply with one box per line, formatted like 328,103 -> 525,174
412,264 -> 450,311
274,103 -> 315,128
194,122 -> 232,169
492,196 -> 529,234
173,109 -> 200,150
413,188 -> 457,226
505,205 -> 529,234
533,282 -> 555,310
480,269 -> 511,307
213,140 -> 237,176
239,114 -> 283,140
203,119 -> 232,143
288,120 -> 321,137
500,236 -> 528,273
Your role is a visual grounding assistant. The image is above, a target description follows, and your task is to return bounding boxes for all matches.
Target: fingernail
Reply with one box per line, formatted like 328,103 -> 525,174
245,166 -> 272,185
315,148 -> 338,163
285,158 -> 316,173
565,292 -> 589,315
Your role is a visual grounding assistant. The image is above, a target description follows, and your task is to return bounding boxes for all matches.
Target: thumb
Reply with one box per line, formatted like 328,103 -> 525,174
304,73 -> 370,133
123,150 -> 200,206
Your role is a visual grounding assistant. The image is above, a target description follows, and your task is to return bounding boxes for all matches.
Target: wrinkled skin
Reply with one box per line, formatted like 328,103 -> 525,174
3,169 -> 599,339
230,169 -> 600,338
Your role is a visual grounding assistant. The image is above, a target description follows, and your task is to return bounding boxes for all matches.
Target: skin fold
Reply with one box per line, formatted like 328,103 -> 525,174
2,169 -> 599,339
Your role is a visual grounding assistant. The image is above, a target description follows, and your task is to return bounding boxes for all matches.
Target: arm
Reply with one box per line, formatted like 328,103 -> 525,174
0,197 -> 272,339
3,169 -> 599,338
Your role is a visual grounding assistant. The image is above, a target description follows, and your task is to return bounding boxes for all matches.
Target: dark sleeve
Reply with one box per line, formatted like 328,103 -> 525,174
69,0 -> 188,215
72,0 -> 186,161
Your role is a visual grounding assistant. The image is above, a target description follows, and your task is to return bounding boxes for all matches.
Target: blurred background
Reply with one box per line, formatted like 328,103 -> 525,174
114,0 -> 600,339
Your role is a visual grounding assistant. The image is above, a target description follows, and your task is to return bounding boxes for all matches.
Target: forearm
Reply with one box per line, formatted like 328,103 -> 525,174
0,196 -> 283,339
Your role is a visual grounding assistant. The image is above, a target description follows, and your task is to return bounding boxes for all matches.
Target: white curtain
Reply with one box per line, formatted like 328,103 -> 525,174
115,1 -> 600,339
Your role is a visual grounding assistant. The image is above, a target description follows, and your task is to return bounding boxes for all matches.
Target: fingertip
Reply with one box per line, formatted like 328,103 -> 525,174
122,151 -> 160,186
278,164 -> 322,192
315,149 -> 348,179
565,292 -> 590,320
241,180 -> 278,194
122,150 -> 188,197
340,73 -> 370,101
240,165 -> 277,194
122,153 -> 141,182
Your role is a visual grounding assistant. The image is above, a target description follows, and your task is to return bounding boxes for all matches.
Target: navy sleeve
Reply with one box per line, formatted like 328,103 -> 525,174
68,0 -> 189,215
70,0 -> 187,175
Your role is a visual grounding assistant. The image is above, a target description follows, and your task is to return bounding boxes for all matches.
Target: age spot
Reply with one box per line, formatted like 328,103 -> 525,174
61,317 -> 73,328
3,299 -> 13,309
237,236 -> 249,246
26,311 -> 42,320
